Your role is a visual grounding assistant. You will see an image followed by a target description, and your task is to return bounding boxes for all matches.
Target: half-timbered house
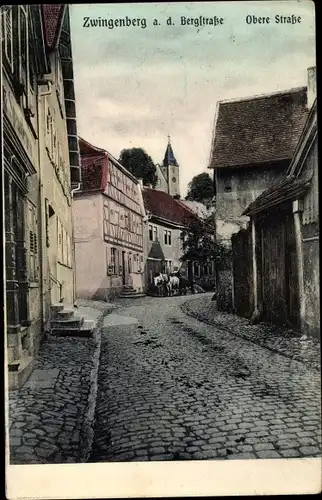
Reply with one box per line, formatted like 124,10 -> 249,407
73,138 -> 145,300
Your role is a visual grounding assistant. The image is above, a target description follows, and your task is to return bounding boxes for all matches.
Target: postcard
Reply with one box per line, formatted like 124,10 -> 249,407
3,1 -> 320,498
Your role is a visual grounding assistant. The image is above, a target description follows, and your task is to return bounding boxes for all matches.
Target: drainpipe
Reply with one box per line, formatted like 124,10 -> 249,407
71,183 -> 81,305
37,81 -> 53,328
293,199 -> 305,332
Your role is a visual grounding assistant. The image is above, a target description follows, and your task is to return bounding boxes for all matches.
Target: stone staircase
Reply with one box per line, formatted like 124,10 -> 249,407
50,303 -> 95,338
119,285 -> 145,299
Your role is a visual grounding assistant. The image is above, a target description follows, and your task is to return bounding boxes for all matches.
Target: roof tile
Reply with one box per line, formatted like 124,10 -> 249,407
143,188 -> 196,225
210,87 -> 308,169
42,5 -> 64,49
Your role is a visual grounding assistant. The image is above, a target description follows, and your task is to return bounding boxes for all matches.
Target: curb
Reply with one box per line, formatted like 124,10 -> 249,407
180,301 -> 321,372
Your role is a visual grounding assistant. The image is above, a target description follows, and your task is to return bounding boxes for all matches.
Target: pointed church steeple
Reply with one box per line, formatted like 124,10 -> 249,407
163,135 -> 178,167
160,135 -> 180,198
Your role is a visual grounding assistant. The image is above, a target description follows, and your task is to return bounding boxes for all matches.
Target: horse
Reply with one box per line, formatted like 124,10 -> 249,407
153,273 -> 170,296
168,274 -> 180,296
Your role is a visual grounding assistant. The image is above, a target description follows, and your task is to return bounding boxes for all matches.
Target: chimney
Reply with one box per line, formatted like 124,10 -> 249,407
138,178 -> 143,188
307,66 -> 316,109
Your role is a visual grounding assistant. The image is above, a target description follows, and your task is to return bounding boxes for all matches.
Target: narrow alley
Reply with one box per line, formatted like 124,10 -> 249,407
89,294 -> 321,462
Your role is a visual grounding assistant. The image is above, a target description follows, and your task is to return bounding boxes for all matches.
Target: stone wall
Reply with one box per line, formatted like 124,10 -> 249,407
302,224 -> 320,338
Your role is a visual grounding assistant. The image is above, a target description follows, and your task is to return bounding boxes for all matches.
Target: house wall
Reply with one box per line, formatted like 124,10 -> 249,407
301,139 -> 319,337
39,50 -> 74,320
145,219 -> 183,287
4,6 -> 77,388
3,71 -> 41,366
215,164 -> 287,244
73,194 -> 105,299
102,160 -> 144,297
215,164 -> 287,311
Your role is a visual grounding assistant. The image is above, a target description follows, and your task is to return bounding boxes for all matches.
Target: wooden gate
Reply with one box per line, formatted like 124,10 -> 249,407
259,205 -> 300,329
232,227 -> 253,318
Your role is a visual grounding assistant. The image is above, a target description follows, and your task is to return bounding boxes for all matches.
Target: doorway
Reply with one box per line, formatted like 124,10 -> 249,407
122,251 -> 126,285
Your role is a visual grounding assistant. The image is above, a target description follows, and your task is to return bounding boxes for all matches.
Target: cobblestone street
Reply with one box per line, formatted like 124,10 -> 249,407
8,305 -> 112,464
90,294 -> 321,462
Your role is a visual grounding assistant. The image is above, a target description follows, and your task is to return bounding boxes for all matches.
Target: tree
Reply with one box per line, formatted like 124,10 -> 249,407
118,148 -> 158,187
185,172 -> 213,203
180,213 -> 231,271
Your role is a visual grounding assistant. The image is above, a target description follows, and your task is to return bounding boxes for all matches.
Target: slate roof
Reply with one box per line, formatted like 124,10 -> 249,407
41,5 -> 66,50
163,141 -> 179,167
209,87 -> 308,170
142,188 -> 196,226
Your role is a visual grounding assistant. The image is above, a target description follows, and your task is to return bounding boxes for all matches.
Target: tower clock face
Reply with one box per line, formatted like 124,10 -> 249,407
172,177 -> 177,183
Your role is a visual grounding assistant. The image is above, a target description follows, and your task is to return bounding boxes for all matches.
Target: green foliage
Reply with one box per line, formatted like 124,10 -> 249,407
180,213 -> 232,270
119,148 -> 158,187
185,172 -> 213,203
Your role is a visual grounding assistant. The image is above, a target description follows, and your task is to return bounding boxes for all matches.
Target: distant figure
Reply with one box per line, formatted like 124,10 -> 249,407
176,271 -> 188,296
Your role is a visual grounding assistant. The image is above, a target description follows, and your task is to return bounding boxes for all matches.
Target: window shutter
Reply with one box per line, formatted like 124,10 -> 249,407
29,229 -> 34,253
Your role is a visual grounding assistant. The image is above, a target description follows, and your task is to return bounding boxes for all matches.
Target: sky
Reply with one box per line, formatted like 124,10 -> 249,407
70,1 -> 316,197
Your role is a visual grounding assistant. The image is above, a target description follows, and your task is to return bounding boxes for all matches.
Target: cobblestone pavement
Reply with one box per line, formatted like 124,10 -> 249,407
8,306 -> 110,464
90,293 -> 321,462
182,296 -> 321,371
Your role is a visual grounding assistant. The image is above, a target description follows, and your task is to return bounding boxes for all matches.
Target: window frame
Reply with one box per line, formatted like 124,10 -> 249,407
3,8 -> 14,72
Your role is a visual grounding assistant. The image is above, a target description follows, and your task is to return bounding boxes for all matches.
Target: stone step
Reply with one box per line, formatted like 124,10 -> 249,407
119,293 -> 146,299
8,355 -> 34,390
56,308 -> 76,320
50,303 -> 64,314
50,315 -> 84,330
51,320 -> 95,338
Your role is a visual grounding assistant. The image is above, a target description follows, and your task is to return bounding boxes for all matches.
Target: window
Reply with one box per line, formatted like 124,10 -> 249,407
28,24 -> 35,93
165,260 -> 172,273
193,262 -> 200,277
153,226 -> 158,241
149,224 -> 153,241
19,7 -> 28,97
124,213 -> 129,229
164,230 -> 172,245
110,247 -> 116,274
3,8 -> 13,71
28,204 -> 38,281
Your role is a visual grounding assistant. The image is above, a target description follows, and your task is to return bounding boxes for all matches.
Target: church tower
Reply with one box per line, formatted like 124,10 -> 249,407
161,136 -> 180,198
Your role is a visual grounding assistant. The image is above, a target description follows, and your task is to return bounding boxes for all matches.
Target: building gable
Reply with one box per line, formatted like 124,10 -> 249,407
209,87 -> 308,171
